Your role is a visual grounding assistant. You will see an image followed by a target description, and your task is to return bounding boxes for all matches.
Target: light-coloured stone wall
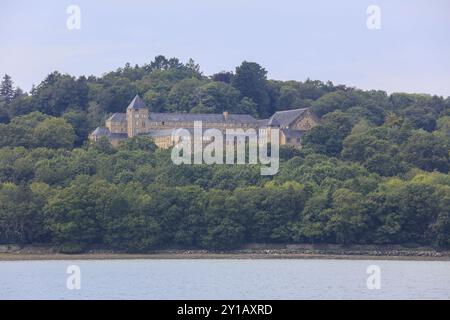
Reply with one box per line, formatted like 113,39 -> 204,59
289,112 -> 319,131
127,108 -> 149,137
106,119 -> 127,134
95,108 -> 319,149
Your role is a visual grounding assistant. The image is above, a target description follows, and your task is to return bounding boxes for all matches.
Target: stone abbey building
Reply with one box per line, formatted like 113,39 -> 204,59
89,95 -> 319,148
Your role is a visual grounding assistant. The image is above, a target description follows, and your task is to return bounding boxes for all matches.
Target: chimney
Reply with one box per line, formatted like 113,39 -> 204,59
223,111 -> 229,120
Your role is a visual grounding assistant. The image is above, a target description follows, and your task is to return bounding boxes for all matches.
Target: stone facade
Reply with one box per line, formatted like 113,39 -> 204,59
89,95 -> 319,148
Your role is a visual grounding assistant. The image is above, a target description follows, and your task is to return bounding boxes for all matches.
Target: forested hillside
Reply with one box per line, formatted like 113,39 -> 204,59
0,56 -> 449,253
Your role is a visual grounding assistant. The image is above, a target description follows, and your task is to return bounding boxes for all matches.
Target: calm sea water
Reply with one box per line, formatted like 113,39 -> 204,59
0,259 -> 449,299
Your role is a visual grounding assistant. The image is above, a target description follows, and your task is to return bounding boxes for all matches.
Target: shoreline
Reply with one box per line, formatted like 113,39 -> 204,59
1,253 -> 450,262
2,251 -> 450,262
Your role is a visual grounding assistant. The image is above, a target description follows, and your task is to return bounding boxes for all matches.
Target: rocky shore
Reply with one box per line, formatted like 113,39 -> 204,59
1,244 -> 449,261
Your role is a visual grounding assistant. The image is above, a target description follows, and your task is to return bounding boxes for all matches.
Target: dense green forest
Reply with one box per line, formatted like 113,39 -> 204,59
0,56 -> 449,253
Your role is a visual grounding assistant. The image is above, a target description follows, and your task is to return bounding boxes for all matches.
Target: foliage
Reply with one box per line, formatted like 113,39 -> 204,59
0,57 -> 449,252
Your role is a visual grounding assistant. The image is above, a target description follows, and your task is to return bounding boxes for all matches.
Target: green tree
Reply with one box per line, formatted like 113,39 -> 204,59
402,130 -> 449,173
211,71 -> 233,84
327,188 -> 370,244
34,118 -> 75,149
0,74 -> 14,103
63,110 -> 89,146
302,111 -> 353,156
194,82 -> 241,113
168,78 -> 204,112
31,72 -> 89,116
232,61 -> 271,117
44,176 -> 101,251
431,185 -> 450,248
311,90 -> 358,117
201,218 -> 245,250
0,181 -> 52,244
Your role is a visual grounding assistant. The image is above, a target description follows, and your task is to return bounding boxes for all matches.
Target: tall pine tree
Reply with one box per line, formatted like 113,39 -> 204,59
0,74 -> 14,103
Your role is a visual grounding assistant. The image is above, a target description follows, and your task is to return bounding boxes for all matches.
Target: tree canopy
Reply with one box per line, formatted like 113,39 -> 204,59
0,56 -> 449,252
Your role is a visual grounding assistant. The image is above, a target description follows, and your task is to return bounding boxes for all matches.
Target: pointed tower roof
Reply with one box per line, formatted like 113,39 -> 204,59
127,94 -> 146,110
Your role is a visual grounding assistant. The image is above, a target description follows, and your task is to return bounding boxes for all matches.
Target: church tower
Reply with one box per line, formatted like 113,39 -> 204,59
126,95 -> 149,137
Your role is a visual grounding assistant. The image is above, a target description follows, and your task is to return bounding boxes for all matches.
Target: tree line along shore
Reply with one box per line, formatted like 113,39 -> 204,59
0,56 -> 449,254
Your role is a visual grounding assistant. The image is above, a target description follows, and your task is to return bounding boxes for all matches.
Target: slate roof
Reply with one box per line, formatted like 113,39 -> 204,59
108,96 -> 310,129
107,113 -> 126,122
145,129 -> 178,138
109,133 -> 128,139
91,127 -> 110,137
268,117 -> 280,127
144,128 -> 257,141
127,94 -> 146,110
148,112 -> 258,124
145,128 -> 216,138
91,127 -> 128,139
268,108 -> 308,127
108,111 -> 259,124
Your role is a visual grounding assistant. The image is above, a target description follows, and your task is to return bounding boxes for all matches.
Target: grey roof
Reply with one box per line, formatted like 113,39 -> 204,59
282,129 -> 305,139
268,108 -> 308,127
145,128 -> 215,138
127,94 -> 146,110
148,112 -> 258,124
145,128 -> 257,140
145,129 -> 177,138
257,119 -> 269,127
109,133 -> 128,139
268,117 -> 280,127
91,127 -> 110,137
107,113 -> 126,122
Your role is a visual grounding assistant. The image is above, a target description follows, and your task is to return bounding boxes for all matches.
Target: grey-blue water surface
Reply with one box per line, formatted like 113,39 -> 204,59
1,259 -> 449,299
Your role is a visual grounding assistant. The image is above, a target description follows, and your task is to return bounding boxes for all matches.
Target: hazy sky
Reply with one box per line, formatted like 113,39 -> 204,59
1,0 -> 449,96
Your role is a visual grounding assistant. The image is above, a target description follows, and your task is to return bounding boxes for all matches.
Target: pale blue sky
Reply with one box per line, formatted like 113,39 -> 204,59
1,0 -> 449,96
